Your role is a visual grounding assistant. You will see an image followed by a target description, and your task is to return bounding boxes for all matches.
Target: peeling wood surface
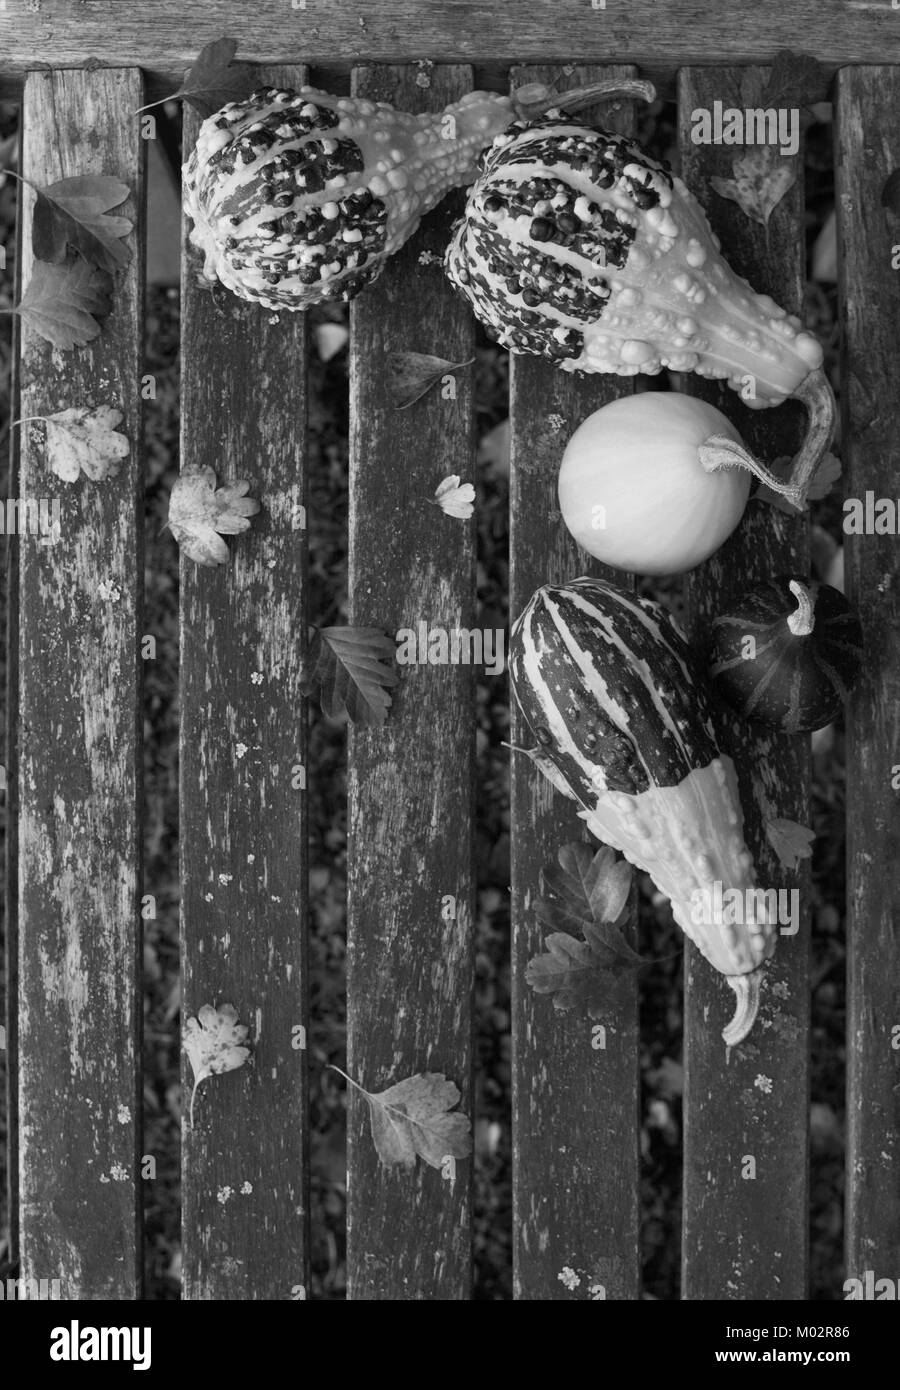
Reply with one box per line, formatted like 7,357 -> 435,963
16,68 -> 145,1298
0,1 -> 898,94
835,66 -> 900,1283
180,63 -> 310,1301
679,67 -> 811,1301
509,65 -> 640,1303
347,64 -> 475,1301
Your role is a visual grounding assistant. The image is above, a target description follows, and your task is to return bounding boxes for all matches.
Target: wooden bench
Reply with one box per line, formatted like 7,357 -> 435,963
1,3 -> 898,1299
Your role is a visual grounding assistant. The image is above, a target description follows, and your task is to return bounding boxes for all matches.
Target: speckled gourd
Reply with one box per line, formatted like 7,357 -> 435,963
183,79 -> 653,311
509,576 -> 777,1044
446,116 -> 834,505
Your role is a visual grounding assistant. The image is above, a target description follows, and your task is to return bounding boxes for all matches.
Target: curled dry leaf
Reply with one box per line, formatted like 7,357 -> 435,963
7,259 -> 112,350
18,404 -> 129,483
137,36 -> 259,117
331,1065 -> 472,1171
301,625 -> 398,726
183,1002 -> 251,1129
167,465 -> 260,567
710,147 -> 797,230
765,817 -> 816,871
430,474 -> 475,519
31,173 -> 132,273
387,351 -> 474,409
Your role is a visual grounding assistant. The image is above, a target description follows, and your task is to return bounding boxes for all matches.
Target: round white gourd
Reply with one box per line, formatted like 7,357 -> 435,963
557,393 -> 752,576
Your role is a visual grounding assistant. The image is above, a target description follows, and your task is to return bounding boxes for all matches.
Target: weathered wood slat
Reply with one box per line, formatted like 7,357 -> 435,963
0,2 -> 896,94
16,67 -> 145,1298
835,65 -> 900,1285
2,118 -> 24,1273
678,67 -> 811,1300
347,64 -> 476,1301
509,65 -> 640,1302
180,63 -> 310,1301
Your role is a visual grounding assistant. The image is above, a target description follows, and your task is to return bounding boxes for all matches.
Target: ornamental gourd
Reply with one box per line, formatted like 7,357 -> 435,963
509,576 -> 777,1045
709,577 -> 864,733
445,117 -> 834,507
183,78 -> 651,311
558,393 -> 751,575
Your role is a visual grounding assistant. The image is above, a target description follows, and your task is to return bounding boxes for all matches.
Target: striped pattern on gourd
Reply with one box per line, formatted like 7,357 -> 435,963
509,577 -> 776,1045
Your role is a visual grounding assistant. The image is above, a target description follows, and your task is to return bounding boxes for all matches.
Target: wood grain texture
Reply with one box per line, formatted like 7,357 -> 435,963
347,64 -> 476,1302
180,63 -> 310,1301
3,119 -> 24,1272
16,67 -> 145,1298
678,67 -> 811,1301
0,1 -> 896,94
509,65 -> 640,1303
835,65 -> 900,1285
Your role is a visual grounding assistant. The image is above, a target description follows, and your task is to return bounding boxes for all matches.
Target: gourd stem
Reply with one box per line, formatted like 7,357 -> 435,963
722,969 -> 763,1047
787,579 -> 816,636
786,365 -> 837,510
513,78 -> 656,121
699,434 -> 802,500
698,366 -> 836,511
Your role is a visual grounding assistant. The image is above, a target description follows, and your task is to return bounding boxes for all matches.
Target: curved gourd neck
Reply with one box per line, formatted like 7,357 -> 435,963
786,580 -> 816,636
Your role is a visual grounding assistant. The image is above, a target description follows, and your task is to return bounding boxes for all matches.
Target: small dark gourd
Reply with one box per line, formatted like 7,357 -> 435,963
708,577 -> 863,734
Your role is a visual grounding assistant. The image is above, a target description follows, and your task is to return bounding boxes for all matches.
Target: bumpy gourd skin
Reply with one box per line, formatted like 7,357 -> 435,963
509,578 -> 777,1039
183,84 -> 518,310
446,119 -> 823,405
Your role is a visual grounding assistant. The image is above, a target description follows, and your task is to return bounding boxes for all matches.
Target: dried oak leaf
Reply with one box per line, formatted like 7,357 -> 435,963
332,1065 -> 472,1171
526,843 -> 644,1017
166,465 -> 260,567
766,817 -> 816,871
183,1002 -> 251,1129
430,474 -> 475,519
31,174 -> 132,273
21,404 -> 130,483
710,147 -> 797,229
138,36 -> 258,117
9,259 -> 112,350
301,626 -> 398,726
387,351 -> 474,409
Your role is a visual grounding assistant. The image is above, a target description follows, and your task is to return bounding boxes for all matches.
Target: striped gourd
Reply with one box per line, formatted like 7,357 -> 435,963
508,576 -> 777,1045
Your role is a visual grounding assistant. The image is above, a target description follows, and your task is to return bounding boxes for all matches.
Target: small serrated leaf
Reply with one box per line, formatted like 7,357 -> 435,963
10,259 -> 112,350
301,625 -> 398,726
166,466 -> 260,566
526,841 -> 645,1019
31,173 -> 132,274
137,37 -> 259,117
331,1066 -> 472,1171
19,404 -> 130,484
